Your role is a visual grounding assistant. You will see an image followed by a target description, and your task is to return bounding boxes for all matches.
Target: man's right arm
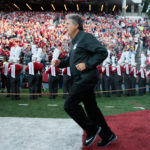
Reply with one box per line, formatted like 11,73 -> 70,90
53,56 -> 70,68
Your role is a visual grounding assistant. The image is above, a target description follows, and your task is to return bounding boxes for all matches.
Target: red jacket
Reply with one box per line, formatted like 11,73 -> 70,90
8,64 -> 22,76
38,63 -> 44,72
124,64 -> 131,75
97,65 -> 102,74
137,69 -> 146,78
147,72 -> 150,77
63,68 -> 67,75
130,67 -> 137,76
7,63 -> 13,75
25,62 -> 39,73
102,65 -> 112,76
114,65 -> 124,75
46,66 -> 59,76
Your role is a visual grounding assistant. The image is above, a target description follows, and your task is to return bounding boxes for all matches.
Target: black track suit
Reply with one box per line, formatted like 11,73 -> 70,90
58,30 -> 114,140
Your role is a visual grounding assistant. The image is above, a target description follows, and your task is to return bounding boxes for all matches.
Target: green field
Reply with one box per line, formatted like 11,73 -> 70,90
0,90 -> 150,118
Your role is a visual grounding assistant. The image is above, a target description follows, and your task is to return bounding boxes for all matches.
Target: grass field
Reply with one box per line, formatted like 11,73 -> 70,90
0,89 -> 150,118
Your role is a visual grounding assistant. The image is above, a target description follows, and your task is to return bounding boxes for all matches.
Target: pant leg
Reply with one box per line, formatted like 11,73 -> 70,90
148,79 -> 150,95
1,74 -> 6,91
6,75 -> 11,96
124,74 -> 130,96
131,76 -> 136,96
105,76 -> 111,97
33,73 -> 39,99
39,74 -> 42,96
53,76 -> 58,99
95,77 -> 101,97
139,77 -> 145,96
67,76 -> 72,92
63,75 -> 68,98
82,88 -> 113,140
10,77 -> 15,100
16,75 -> 20,99
64,84 -> 99,134
102,75 -> 106,96
115,75 -> 123,97
37,74 -> 42,97
48,75 -> 54,99
111,74 -> 116,94
28,74 -> 34,99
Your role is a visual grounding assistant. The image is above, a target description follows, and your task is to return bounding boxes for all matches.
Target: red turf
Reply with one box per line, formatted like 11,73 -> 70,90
82,110 -> 150,150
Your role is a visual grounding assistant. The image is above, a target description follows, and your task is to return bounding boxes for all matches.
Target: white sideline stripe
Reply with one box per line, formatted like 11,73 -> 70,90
133,107 -> 145,110
105,106 -> 115,108
48,104 -> 58,107
18,104 -> 29,106
0,117 -> 83,150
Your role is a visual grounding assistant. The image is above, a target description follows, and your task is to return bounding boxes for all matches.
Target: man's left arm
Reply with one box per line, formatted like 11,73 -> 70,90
84,34 -> 108,70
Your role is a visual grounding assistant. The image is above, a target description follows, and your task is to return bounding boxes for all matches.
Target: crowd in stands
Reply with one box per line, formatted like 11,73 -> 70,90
0,12 -> 150,99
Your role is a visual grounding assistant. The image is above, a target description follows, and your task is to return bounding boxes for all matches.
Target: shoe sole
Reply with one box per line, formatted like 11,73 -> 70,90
104,135 -> 118,147
85,127 -> 102,146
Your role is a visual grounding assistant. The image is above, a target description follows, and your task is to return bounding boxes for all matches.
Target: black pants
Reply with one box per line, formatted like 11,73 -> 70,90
28,74 -> 38,99
1,74 -> 6,90
102,75 -> 106,96
138,77 -> 146,96
148,79 -> 150,95
130,76 -> 136,96
105,76 -> 111,97
37,74 -> 42,97
64,83 -> 112,140
115,74 -> 123,97
63,75 -> 72,99
111,74 -> 116,94
6,75 -> 11,96
10,75 -> 20,100
95,76 -> 101,97
124,74 -> 131,96
48,75 -> 58,99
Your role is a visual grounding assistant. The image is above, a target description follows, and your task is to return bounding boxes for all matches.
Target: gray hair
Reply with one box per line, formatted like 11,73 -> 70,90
66,14 -> 84,31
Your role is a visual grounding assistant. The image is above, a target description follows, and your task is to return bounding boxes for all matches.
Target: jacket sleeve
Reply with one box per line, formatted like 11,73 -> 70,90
83,33 -> 108,70
58,56 -> 70,68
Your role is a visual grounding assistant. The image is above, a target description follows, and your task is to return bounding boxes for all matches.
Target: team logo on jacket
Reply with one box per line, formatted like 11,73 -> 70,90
73,43 -> 77,50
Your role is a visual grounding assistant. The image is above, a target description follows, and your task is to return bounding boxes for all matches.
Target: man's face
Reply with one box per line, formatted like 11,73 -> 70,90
65,19 -> 78,37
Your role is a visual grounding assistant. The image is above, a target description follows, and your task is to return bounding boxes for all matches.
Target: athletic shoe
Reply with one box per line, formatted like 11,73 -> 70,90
97,133 -> 117,147
84,126 -> 101,146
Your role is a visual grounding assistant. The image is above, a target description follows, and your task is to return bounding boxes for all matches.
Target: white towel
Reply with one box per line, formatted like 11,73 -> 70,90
133,67 -> 137,78
106,65 -> 109,77
4,63 -> 9,76
11,65 -> 15,78
52,48 -> 60,61
51,65 -> 56,76
125,64 -> 129,75
67,67 -> 71,76
102,67 -> 105,72
141,68 -> 144,78
29,62 -> 34,75
117,65 -> 121,76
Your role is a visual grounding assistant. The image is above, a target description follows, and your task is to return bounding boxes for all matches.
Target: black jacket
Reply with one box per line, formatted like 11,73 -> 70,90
59,30 -> 108,85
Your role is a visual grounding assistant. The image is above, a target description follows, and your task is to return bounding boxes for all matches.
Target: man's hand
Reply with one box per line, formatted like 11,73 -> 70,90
76,63 -> 86,71
52,59 -> 61,66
